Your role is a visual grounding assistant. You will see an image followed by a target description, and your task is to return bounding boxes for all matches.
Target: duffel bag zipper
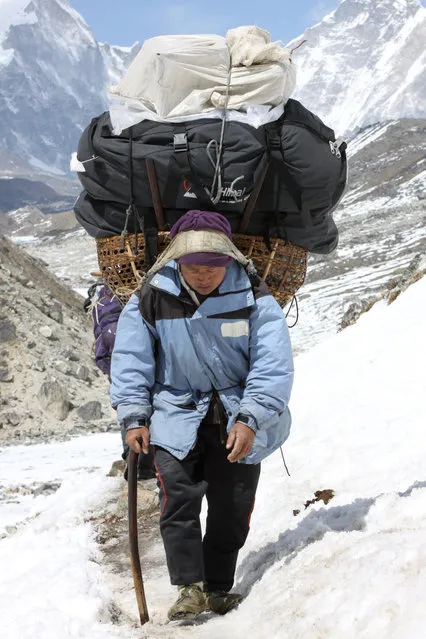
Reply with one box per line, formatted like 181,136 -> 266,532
329,138 -> 346,159
280,121 -> 346,158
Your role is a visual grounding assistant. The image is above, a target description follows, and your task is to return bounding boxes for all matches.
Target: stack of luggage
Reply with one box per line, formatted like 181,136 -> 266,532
73,26 -> 347,307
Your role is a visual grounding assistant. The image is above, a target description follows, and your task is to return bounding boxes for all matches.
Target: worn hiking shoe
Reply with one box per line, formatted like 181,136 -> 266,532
205,590 -> 244,615
167,584 -> 206,621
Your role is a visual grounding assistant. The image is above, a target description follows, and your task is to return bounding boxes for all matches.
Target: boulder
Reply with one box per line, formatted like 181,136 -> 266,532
77,400 -> 102,421
47,304 -> 63,324
54,360 -> 91,381
0,367 -> 14,383
340,297 -> 378,330
33,481 -> 61,496
0,318 -> 17,343
32,360 -> 46,372
37,379 -> 70,420
39,325 -> 54,340
1,411 -> 20,427
61,348 -> 80,362
107,459 -> 126,477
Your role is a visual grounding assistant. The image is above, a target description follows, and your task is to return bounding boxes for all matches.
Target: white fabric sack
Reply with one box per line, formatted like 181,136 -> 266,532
109,34 -> 229,119
109,26 -> 296,120
227,25 -> 292,66
210,62 -> 295,110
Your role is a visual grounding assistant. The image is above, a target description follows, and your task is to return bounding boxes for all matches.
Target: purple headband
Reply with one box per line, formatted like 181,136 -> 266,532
177,252 -> 233,267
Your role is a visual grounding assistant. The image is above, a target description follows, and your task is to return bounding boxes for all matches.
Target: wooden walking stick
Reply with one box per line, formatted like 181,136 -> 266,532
128,449 -> 149,625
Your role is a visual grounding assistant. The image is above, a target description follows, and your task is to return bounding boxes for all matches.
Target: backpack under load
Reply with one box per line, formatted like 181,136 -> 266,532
74,98 -> 346,255
83,284 -> 122,377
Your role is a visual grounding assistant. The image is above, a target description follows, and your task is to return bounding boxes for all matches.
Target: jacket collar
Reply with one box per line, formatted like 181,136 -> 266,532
149,261 -> 255,315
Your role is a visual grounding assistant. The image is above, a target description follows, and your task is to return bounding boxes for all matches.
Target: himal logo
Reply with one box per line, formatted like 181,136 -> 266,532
182,179 -> 249,204
183,179 -> 197,199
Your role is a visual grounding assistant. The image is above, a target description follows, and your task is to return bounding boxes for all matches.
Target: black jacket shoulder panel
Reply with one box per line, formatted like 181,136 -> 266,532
248,272 -> 271,301
137,279 -> 197,325
137,284 -> 158,329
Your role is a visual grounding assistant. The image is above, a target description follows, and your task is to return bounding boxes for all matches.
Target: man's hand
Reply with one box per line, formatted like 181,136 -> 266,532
126,427 -> 150,454
226,422 -> 255,463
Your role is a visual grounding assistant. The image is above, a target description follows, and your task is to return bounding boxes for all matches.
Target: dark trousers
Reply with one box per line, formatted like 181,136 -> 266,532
153,407 -> 260,592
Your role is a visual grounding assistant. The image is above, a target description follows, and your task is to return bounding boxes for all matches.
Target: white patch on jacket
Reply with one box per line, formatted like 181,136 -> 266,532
221,321 -> 249,338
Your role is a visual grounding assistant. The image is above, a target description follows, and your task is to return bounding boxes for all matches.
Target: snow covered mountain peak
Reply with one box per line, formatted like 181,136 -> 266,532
0,0 -> 96,68
99,41 -> 141,86
0,0 -> 35,34
0,0 -> 91,43
292,0 -> 426,135
0,0 -> 36,61
331,0 -> 424,31
0,0 -> 424,173
0,0 -> 139,174
337,0 -> 422,13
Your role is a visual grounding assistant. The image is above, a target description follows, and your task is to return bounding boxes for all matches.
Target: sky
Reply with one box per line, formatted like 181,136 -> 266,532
1,272 -> 426,637
69,0 -> 339,47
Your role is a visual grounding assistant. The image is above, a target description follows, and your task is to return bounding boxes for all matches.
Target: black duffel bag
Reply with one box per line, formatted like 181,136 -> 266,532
74,99 -> 347,254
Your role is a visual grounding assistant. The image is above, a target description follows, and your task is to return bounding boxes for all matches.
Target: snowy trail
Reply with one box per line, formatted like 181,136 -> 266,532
1,278 -> 426,638
0,433 -> 120,534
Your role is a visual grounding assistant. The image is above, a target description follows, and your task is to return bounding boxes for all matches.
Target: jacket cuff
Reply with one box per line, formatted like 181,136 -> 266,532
126,420 -> 148,431
238,398 -> 280,430
116,403 -> 152,424
235,412 -> 257,432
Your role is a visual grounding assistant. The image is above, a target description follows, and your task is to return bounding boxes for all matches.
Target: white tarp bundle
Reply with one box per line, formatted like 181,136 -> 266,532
109,26 -> 297,121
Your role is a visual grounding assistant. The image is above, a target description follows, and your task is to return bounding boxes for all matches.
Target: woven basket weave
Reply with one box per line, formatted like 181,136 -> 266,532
96,233 -> 307,307
232,234 -> 307,306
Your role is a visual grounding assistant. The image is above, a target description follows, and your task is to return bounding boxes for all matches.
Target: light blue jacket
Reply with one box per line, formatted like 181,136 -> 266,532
110,261 -> 294,464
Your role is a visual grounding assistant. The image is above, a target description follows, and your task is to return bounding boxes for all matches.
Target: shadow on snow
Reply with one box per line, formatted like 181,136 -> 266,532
237,480 -> 426,596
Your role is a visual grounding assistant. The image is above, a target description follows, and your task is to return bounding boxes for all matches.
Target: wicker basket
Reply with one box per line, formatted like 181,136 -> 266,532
232,234 -> 307,307
95,232 -> 170,305
96,232 -> 307,307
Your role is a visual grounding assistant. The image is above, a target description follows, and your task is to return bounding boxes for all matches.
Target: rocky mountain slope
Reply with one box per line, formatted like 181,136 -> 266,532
0,175 -> 77,213
291,0 -> 426,136
0,205 -> 79,241
0,234 -> 116,443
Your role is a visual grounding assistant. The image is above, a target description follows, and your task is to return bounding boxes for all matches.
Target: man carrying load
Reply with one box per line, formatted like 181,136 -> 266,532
110,209 -> 294,620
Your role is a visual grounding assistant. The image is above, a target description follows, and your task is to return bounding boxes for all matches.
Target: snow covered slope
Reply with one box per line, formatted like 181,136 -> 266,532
291,0 -> 426,136
1,272 -> 425,638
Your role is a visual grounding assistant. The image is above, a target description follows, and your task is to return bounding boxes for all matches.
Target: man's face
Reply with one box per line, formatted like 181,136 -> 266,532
180,264 -> 227,295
